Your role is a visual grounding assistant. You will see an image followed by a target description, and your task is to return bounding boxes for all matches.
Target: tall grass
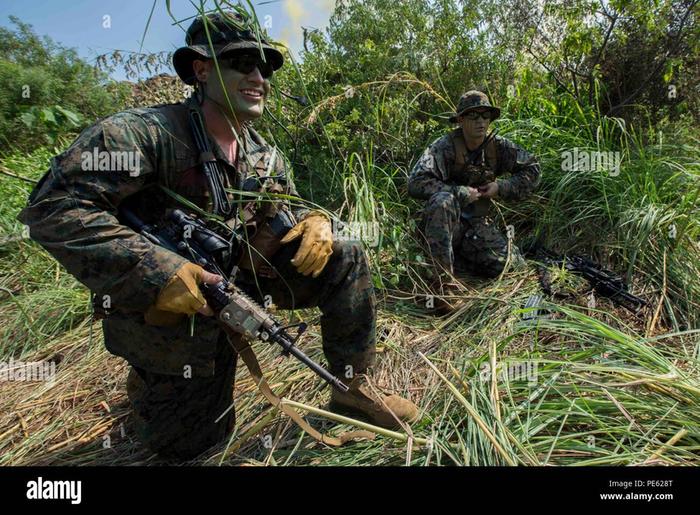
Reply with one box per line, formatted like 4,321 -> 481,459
0,75 -> 698,465
1,144 -> 91,360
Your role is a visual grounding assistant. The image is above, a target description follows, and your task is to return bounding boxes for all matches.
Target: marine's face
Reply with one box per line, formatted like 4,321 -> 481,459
459,108 -> 492,140
194,52 -> 271,123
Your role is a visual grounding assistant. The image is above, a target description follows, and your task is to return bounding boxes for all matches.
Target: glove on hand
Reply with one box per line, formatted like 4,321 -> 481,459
144,262 -> 222,326
280,211 -> 333,278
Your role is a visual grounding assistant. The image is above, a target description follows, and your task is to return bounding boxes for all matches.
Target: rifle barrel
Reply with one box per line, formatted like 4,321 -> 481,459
272,331 -> 349,392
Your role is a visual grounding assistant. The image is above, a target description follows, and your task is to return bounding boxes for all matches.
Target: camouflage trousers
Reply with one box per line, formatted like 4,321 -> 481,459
420,191 -> 521,279
126,334 -> 237,460
126,238 -> 376,460
237,238 -> 377,377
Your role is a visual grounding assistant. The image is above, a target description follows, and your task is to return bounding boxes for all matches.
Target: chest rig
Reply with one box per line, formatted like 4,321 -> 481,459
449,129 -> 499,217
204,118 -> 298,276
234,140 -> 296,276
121,101 -> 295,280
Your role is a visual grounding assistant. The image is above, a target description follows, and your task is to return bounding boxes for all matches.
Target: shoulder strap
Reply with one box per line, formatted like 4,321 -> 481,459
485,136 -> 498,169
189,107 -> 234,217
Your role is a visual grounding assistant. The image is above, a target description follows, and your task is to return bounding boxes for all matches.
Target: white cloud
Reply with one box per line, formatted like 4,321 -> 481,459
279,0 -> 333,58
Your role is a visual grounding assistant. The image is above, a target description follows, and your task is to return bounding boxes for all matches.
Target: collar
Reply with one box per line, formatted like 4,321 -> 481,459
185,96 -> 265,168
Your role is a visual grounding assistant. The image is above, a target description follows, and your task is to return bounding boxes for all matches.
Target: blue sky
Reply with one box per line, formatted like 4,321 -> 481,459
0,0 -> 335,80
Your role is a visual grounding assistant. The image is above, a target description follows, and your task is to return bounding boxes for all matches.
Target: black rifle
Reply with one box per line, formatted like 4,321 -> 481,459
118,207 -> 349,393
532,247 -> 647,313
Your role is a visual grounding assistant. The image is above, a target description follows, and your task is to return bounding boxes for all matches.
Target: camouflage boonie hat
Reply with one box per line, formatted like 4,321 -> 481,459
173,11 -> 284,85
449,90 -> 500,123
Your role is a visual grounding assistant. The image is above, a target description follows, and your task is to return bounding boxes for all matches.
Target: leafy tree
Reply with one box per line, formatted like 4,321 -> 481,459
493,0 -> 699,123
0,16 -> 131,151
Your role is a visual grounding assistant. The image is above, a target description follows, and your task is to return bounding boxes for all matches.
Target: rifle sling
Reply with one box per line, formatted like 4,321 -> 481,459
224,326 -> 375,447
189,108 -> 234,217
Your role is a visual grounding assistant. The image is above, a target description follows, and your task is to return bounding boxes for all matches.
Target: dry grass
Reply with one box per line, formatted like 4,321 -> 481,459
1,255 -> 697,466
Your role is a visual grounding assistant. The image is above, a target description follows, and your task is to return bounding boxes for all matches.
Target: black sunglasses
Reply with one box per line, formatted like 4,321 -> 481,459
222,54 -> 274,79
463,111 -> 492,121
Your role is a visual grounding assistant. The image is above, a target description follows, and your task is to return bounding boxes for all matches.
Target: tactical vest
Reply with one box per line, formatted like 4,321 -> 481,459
449,128 -> 499,217
96,101 -> 294,376
120,100 -> 293,277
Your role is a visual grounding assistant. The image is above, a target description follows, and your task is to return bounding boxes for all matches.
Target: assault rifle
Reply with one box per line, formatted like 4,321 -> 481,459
530,246 -> 647,314
118,207 -> 349,393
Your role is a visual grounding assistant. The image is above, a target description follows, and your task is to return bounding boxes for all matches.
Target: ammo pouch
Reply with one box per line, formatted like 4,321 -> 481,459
237,200 -> 296,275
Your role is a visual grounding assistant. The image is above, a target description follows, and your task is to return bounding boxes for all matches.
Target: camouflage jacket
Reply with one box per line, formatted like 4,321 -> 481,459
18,97 -> 303,376
408,128 -> 541,215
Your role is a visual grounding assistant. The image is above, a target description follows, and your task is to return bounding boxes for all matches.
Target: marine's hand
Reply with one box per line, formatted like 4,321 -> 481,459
280,211 -> 333,278
145,263 -> 222,325
477,181 -> 499,199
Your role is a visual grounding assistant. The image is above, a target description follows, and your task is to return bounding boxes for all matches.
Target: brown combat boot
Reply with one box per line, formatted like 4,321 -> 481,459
329,374 -> 419,429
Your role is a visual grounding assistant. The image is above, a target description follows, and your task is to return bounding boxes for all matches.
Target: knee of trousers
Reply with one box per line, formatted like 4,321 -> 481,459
321,239 -> 376,317
332,239 -> 365,260
481,257 -> 507,278
484,245 -> 525,276
470,250 -> 510,278
422,192 -> 460,227
326,239 -> 371,281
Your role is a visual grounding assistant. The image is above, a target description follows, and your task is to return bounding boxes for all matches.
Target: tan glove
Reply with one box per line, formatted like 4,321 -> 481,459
144,262 -> 222,326
280,211 -> 333,278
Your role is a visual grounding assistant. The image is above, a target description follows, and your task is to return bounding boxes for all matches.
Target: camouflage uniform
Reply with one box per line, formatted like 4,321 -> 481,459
18,96 -> 376,460
408,127 -> 541,278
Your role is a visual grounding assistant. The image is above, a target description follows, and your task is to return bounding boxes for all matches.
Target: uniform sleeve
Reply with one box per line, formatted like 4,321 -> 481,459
495,137 -> 541,201
407,136 -> 461,200
17,111 -> 188,312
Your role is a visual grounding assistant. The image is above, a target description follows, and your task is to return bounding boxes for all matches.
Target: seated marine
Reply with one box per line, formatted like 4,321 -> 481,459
408,90 -> 541,306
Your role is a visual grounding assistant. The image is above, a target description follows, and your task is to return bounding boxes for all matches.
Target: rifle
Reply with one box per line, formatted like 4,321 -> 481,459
531,247 -> 647,314
118,207 -> 349,393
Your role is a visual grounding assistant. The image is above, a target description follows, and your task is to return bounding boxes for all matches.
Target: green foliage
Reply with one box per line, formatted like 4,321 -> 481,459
19,105 -> 82,145
261,0 -> 699,328
0,146 -> 90,358
494,0 -> 700,123
0,16 -> 131,151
